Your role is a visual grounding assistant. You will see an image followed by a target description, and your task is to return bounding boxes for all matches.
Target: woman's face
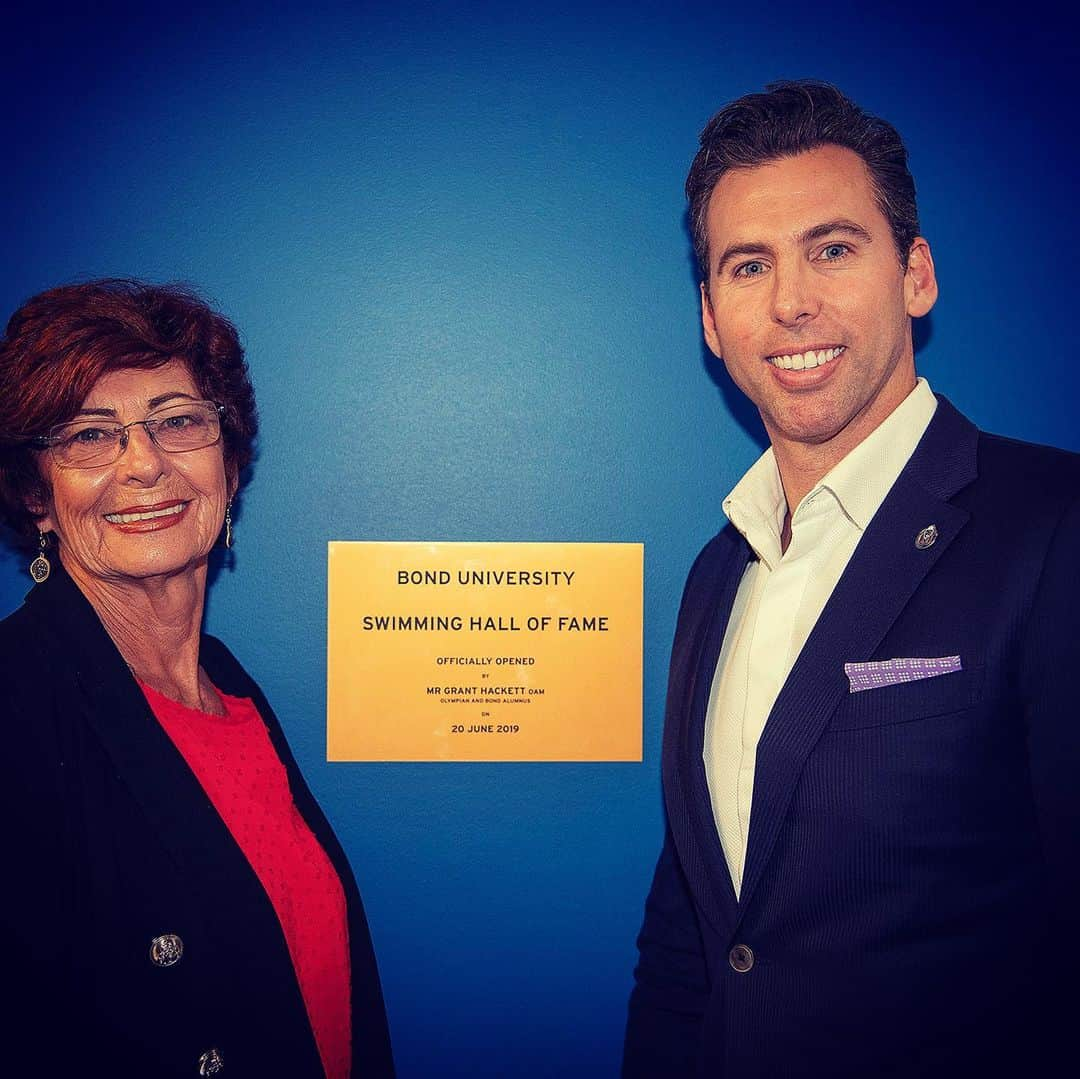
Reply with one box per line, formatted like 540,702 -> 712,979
36,361 -> 232,587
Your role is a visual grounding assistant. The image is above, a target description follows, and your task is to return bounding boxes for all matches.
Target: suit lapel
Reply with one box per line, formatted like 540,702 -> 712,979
664,527 -> 751,936
736,397 -> 979,914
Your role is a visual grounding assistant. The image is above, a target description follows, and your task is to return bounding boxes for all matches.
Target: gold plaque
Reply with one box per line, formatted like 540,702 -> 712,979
327,542 -> 643,761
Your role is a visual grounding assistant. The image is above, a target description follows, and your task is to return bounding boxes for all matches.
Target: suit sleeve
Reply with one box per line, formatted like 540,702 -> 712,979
623,822 -> 711,1078
1021,489 -> 1080,983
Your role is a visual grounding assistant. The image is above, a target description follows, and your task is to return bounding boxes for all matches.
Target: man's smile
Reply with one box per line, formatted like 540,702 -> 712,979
764,345 -> 845,370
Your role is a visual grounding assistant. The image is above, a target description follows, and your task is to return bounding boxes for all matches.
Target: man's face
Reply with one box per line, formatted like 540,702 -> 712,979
700,144 -> 936,460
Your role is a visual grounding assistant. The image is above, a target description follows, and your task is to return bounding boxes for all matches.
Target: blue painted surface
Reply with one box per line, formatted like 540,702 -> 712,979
2,4 -> 1075,1075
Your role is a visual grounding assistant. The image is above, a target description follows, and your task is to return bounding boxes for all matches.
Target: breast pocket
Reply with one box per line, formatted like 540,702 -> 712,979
828,665 -> 985,731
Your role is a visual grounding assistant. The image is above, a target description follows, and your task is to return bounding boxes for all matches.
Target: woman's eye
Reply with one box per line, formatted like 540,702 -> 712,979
69,427 -> 111,445
160,414 -> 195,430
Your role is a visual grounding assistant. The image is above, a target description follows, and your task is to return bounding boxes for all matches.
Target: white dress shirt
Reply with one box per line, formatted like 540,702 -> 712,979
704,378 -> 938,895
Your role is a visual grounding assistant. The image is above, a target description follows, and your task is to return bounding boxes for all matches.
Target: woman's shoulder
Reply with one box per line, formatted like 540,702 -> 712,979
0,589 -> 49,683
0,595 -> 71,804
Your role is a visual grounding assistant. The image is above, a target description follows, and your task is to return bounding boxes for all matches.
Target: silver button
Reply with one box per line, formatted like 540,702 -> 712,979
728,943 -> 754,973
149,933 -> 183,968
198,1048 -> 224,1075
915,524 -> 938,550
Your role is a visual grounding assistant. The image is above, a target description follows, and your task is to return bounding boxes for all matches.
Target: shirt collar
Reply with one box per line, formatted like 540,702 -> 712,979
723,447 -> 786,568
816,377 -> 937,530
722,378 -> 938,565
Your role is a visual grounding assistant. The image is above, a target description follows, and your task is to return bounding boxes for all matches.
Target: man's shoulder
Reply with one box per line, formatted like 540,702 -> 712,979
977,428 -> 1080,468
676,522 -> 747,608
972,428 -> 1080,508
689,521 -> 745,574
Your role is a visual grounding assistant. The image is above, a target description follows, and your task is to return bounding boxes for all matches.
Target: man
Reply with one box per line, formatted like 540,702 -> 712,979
624,82 -> 1078,1078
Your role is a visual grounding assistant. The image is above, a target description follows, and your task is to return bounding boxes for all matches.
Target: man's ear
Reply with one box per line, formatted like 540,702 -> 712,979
905,238 -> 938,318
700,282 -> 723,358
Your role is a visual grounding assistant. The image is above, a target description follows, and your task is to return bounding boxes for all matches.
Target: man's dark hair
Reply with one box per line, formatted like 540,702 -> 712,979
686,80 -> 920,280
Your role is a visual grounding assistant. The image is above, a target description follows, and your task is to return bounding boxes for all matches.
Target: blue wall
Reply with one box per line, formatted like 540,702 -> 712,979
2,4 -> 1075,1075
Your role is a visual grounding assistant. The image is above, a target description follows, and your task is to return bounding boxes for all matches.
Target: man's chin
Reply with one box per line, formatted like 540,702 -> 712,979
763,408 -> 850,451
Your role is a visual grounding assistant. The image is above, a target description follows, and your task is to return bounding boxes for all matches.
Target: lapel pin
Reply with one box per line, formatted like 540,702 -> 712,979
915,524 -> 938,550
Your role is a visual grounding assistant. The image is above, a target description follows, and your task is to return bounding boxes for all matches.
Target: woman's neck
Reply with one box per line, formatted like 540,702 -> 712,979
60,550 -> 222,714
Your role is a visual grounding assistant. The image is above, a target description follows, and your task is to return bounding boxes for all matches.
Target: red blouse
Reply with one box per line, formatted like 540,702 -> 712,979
139,679 -> 351,1079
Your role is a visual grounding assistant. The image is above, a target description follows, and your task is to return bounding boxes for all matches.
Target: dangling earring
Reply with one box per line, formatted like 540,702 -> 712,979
224,500 -> 233,550
30,531 -> 51,584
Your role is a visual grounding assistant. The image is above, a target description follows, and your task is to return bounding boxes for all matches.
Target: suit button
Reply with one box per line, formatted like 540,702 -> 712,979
149,933 -> 183,967
729,943 -> 754,973
198,1048 -> 224,1075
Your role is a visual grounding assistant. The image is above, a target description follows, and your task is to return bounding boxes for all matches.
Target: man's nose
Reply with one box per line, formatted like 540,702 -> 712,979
770,262 -> 821,327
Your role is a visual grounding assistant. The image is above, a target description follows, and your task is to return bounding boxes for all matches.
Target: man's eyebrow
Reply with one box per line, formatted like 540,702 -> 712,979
714,241 -> 776,277
713,220 -> 874,277
798,220 -> 873,245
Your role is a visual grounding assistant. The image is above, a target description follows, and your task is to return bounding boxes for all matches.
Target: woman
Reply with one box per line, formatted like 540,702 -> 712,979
0,280 -> 394,1077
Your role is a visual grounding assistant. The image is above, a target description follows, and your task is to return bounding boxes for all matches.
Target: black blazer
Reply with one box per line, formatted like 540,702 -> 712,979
0,562 -> 395,1077
625,398 -> 1080,1077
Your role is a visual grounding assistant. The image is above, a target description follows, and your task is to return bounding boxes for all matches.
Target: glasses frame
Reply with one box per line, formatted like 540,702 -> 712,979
31,401 -> 226,470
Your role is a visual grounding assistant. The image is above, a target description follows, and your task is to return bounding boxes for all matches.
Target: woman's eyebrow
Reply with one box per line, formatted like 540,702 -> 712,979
74,392 -> 198,417
147,391 -> 198,409
72,407 -> 118,418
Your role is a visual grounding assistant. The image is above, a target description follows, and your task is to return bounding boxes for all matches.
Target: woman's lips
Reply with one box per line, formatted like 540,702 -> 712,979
103,500 -> 190,531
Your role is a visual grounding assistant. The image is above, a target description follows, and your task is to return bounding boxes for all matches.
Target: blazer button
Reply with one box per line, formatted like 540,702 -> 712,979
149,933 -> 184,968
728,943 -> 754,973
198,1048 -> 224,1075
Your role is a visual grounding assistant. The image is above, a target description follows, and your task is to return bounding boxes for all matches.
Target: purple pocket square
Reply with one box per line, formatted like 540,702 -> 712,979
844,656 -> 961,693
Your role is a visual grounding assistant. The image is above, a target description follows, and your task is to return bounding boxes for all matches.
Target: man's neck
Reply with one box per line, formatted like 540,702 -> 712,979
768,375 -> 919,552
773,444 -> 837,526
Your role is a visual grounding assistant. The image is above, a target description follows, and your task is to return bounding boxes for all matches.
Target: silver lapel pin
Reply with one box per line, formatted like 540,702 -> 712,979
915,524 -> 938,550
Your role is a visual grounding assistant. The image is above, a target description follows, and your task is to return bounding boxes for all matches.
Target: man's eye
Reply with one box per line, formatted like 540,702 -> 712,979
735,260 -> 767,277
820,243 -> 850,261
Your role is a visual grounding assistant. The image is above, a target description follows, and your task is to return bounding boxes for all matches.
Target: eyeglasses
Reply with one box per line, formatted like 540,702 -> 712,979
34,401 -> 225,469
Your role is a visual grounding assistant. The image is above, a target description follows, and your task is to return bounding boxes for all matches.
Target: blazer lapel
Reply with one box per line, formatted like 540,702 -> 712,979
26,566 -> 316,1045
32,568 -> 269,906
664,527 -> 751,936
737,396 -> 979,914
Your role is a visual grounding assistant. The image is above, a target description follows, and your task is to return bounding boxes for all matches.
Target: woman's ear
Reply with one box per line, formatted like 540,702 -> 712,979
26,494 -> 55,536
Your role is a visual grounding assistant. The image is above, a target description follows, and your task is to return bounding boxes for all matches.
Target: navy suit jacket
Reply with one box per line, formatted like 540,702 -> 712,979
0,563 -> 395,1077
624,397 -> 1080,1077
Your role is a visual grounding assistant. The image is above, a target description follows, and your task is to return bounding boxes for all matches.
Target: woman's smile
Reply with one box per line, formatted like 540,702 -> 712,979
103,498 -> 191,531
